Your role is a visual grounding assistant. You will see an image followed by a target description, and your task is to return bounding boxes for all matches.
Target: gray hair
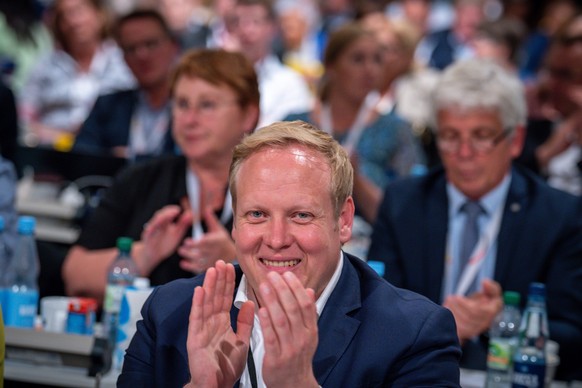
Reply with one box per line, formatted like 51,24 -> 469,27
430,58 -> 527,133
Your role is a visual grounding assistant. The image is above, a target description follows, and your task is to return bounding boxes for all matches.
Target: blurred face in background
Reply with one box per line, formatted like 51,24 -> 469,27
118,17 -> 178,90
172,76 -> 257,163
232,3 -> 275,63
544,43 -> 582,117
437,107 -> 523,200
55,0 -> 104,48
361,14 -> 411,91
326,34 -> 382,103
279,8 -> 309,51
158,0 -> 197,32
454,2 -> 484,42
402,0 -> 430,33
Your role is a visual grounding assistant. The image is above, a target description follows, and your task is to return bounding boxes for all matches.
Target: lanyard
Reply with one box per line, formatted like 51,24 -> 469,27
247,346 -> 258,388
128,105 -> 170,159
186,169 -> 232,241
445,202 -> 504,296
320,90 -> 380,156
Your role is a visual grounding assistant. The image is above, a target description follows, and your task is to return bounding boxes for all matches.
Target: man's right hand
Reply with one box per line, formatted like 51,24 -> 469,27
185,261 -> 254,388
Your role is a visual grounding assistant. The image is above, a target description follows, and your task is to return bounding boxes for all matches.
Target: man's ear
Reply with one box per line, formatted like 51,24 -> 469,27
510,125 -> 526,158
339,197 -> 355,244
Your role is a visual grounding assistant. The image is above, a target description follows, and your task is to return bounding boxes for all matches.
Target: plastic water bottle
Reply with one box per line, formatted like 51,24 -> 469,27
3,216 -> 39,328
486,291 -> 521,387
103,237 -> 138,347
113,277 -> 151,370
512,283 -> 548,388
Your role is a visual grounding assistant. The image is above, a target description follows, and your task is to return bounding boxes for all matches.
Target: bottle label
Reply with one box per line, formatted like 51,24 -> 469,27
104,284 -> 124,313
512,361 -> 546,388
4,289 -> 39,328
487,338 -> 513,371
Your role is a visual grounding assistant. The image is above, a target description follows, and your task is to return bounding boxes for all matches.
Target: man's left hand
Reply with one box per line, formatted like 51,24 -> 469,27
443,278 -> 503,343
258,271 -> 320,388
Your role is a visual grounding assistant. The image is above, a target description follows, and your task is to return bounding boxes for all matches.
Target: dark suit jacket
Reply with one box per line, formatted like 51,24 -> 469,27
73,89 -> 175,158
118,254 -> 461,387
368,165 -> 582,381
0,80 -> 18,164
426,29 -> 456,70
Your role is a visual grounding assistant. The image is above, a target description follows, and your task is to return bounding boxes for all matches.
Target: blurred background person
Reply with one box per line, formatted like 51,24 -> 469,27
63,49 -> 259,304
519,0 -> 578,81
368,58 -> 582,381
416,0 -> 485,70
273,0 -> 323,92
517,12 -> 582,196
157,0 -> 214,51
18,0 -> 135,148
361,12 -> 441,167
0,0 -> 52,93
73,9 -> 179,161
285,22 -> 425,224
471,17 -> 526,73
386,0 -> 455,35
231,0 -> 312,128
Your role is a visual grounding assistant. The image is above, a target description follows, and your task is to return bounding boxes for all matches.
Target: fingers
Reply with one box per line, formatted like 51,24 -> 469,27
178,231 -> 236,273
189,286 -> 206,335
236,300 -> 255,345
258,272 -> 318,356
203,206 -> 225,232
142,205 -> 182,238
481,278 -> 502,299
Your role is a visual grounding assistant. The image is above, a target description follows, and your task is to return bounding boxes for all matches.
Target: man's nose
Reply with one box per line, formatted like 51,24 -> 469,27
265,218 -> 291,249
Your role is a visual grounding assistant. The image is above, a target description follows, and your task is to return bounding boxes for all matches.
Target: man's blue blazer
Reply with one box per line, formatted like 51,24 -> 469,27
73,89 -> 175,157
368,165 -> 582,381
118,253 -> 461,387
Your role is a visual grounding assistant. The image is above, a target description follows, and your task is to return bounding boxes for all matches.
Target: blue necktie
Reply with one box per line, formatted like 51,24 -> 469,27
457,201 -> 483,293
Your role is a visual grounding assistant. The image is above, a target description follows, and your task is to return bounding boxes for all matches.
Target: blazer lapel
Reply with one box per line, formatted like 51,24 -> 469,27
495,167 -> 529,285
426,175 -> 449,303
313,256 -> 361,385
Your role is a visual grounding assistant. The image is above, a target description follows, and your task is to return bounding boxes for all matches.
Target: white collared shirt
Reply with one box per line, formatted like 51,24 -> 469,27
234,252 -> 344,387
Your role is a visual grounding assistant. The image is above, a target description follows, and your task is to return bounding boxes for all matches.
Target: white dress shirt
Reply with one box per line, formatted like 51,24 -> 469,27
234,252 -> 344,387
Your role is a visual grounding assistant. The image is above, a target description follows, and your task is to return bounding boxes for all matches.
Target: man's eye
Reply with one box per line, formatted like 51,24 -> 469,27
248,210 -> 263,218
439,132 -> 458,141
294,212 -> 312,221
473,130 -> 495,140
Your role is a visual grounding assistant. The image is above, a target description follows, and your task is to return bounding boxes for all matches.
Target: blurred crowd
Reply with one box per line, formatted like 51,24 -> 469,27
2,0 -> 582,383
1,0 -> 582,191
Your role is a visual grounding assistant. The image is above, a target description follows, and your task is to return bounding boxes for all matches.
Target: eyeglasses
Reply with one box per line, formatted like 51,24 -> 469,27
121,36 -> 168,57
436,128 -> 512,154
173,98 -> 240,117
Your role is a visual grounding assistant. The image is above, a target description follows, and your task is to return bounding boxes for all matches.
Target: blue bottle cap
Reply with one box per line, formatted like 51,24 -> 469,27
528,282 -> 546,297
17,216 -> 36,235
0,215 -> 4,231
367,260 -> 385,277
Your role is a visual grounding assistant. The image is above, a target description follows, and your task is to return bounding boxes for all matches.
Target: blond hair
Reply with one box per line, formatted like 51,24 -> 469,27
229,121 -> 353,217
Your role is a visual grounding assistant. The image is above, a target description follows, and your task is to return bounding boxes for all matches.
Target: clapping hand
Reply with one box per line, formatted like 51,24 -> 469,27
185,260 -> 254,388
258,272 -> 320,388
178,207 -> 237,273
139,201 -> 193,275
443,278 -> 503,344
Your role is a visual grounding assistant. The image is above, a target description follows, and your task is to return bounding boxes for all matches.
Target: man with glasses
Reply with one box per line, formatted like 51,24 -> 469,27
368,58 -> 582,382
73,9 -> 179,161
